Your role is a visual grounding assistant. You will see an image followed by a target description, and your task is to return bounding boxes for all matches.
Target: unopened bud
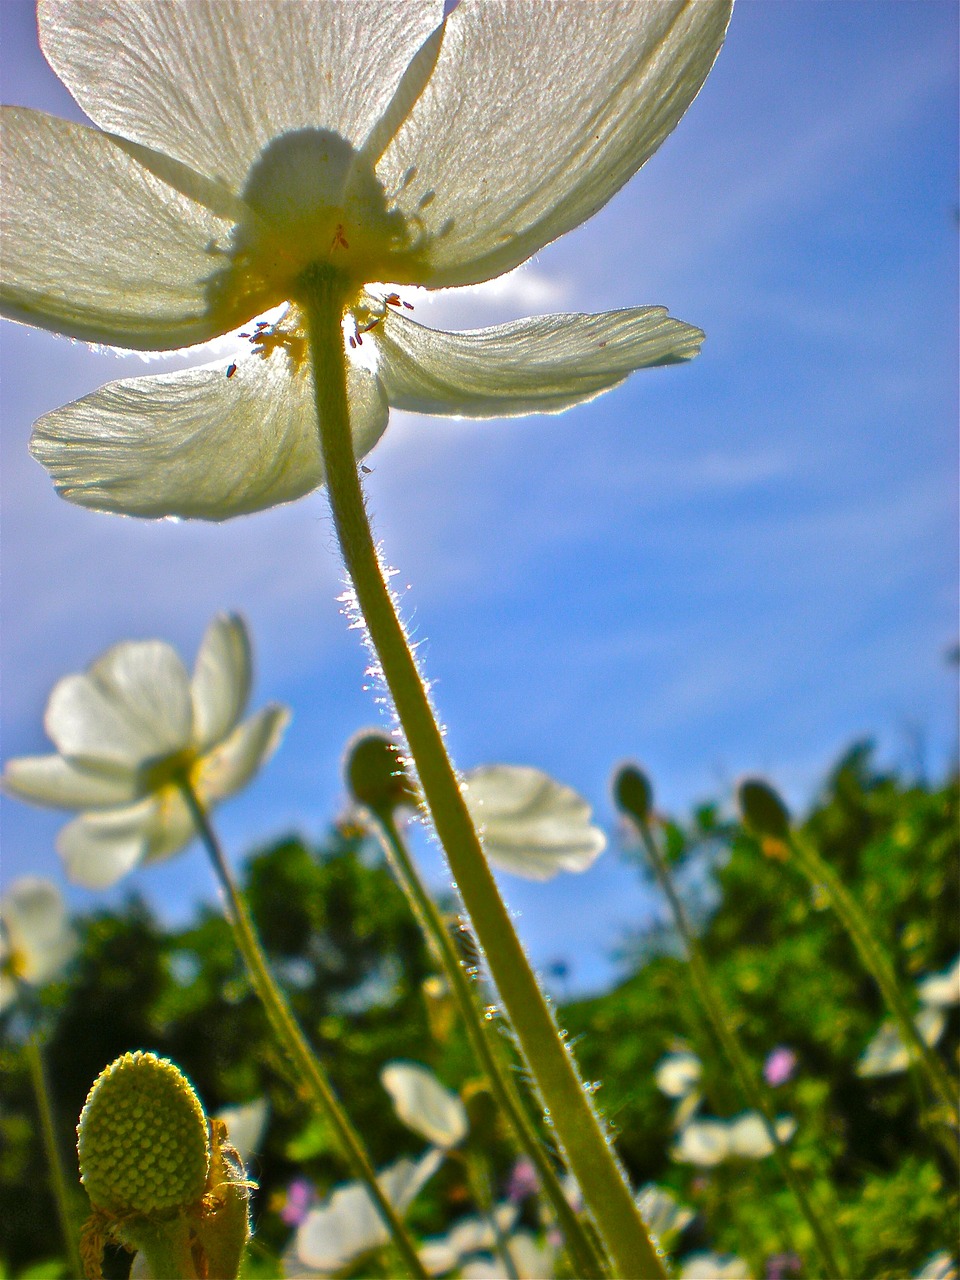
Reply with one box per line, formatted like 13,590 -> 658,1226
345,731 -> 417,814
738,779 -> 791,841
613,764 -> 654,824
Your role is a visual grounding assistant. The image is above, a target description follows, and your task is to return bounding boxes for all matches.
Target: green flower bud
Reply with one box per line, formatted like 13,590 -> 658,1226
345,730 -> 417,814
613,764 -> 654,824
737,778 -> 791,841
77,1051 -> 210,1216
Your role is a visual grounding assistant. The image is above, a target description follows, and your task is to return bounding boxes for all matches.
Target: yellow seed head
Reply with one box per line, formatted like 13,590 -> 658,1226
77,1051 -> 210,1215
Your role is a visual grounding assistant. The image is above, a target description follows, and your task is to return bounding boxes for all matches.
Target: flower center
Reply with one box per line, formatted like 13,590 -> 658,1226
212,129 -> 418,320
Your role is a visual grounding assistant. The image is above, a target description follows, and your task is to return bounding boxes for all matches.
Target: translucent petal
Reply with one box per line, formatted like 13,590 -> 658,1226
31,350 -> 389,520
3,753 -> 139,810
191,614 -> 252,752
857,1008 -> 947,1077
44,641 -> 193,770
215,1098 -> 269,1166
381,1062 -> 468,1149
381,0 -> 733,286
1,107 -> 240,349
40,0 -> 444,195
375,307 -> 703,418
58,790 -> 197,887
195,706 -> 290,805
0,878 -> 78,986
726,1112 -> 795,1159
671,1120 -> 730,1167
464,765 -> 606,880
635,1184 -> 695,1244
680,1252 -> 751,1280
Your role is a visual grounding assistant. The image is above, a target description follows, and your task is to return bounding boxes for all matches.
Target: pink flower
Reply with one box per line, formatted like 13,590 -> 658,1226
763,1047 -> 797,1087
506,1157 -> 540,1204
280,1178 -> 315,1227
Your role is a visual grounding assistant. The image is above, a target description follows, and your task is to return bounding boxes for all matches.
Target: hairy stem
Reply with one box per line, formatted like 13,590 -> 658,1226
177,779 -> 428,1279
301,265 -> 664,1280
371,806 -> 608,1277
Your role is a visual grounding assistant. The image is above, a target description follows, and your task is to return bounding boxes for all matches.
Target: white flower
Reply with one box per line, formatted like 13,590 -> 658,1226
655,1051 -> 702,1100
460,1233 -> 556,1280
856,1007 -> 947,1078
215,1097 -> 269,1167
2,0 -> 731,521
291,1149 -> 442,1275
672,1112 -> 796,1165
418,1206 -> 520,1277
463,764 -> 606,880
916,954 -> 960,1009
381,1060 -> 468,1149
914,1254 -> 958,1280
3,614 -> 289,888
635,1183 -> 695,1247
0,878 -> 78,1011
679,1251 -> 752,1280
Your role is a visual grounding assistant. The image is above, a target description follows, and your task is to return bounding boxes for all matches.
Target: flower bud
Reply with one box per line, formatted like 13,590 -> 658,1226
344,731 -> 417,815
613,764 -> 654,824
737,779 -> 791,841
77,1051 -> 210,1216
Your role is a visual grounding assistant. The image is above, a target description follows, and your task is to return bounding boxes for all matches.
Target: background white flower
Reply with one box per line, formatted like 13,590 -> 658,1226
3,614 -> 289,888
2,0 -> 731,520
0,877 -> 78,1011
672,1112 -> 796,1166
381,1061 -> 469,1150
463,764 -> 606,880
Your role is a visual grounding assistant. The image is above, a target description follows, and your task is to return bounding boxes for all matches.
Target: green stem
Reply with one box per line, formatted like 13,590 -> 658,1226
462,1152 -> 520,1280
626,809 -> 848,1279
790,831 -> 960,1137
301,264 -> 663,1280
371,807 -> 608,1278
25,1033 -> 84,1280
176,780 -> 428,1279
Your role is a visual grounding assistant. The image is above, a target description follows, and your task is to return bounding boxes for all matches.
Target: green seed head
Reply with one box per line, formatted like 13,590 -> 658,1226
344,731 -> 417,815
77,1051 -> 210,1216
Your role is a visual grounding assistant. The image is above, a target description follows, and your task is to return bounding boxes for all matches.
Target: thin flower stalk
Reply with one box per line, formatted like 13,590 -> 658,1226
789,829 -> 960,1140
25,1034 -> 84,1280
369,804 -> 608,1279
175,777 -> 428,1280
302,264 -> 664,1280
618,789 -> 848,1279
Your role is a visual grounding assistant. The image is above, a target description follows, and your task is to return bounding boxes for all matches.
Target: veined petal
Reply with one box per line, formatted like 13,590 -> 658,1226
464,765 -> 606,881
1,107 -> 241,349
191,614 -> 253,752
195,705 -> 290,805
381,0 -> 732,287
3,753 -> 139,810
45,641 -> 193,770
39,0 -> 444,197
30,349 -> 389,521
376,307 -> 703,418
58,790 -> 197,887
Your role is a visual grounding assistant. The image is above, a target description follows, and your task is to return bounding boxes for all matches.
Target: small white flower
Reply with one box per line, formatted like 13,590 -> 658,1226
672,1112 -> 795,1165
679,1250 -> 752,1280
914,1253 -> 958,1280
292,1149 -> 442,1275
856,1007 -> 947,1078
419,1205 -> 520,1276
726,1111 -> 796,1159
655,1051 -> 703,1100
3,614 -> 289,888
917,954 -> 960,1009
463,764 -> 605,880
635,1183 -> 695,1246
2,1 -> 731,520
0,877 -> 78,1011
671,1119 -> 730,1167
381,1060 -> 468,1149
460,1232 -> 556,1280
215,1097 -> 269,1167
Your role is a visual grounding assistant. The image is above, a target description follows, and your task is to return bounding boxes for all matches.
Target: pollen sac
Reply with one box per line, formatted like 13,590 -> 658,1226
77,1051 -> 210,1216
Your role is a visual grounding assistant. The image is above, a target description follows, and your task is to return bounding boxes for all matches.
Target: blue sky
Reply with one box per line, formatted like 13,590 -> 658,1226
1,1 -> 957,994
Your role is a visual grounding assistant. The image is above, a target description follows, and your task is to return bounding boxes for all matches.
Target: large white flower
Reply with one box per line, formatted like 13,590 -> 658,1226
2,614 -> 289,888
0,877 -> 78,1011
2,0 -> 731,520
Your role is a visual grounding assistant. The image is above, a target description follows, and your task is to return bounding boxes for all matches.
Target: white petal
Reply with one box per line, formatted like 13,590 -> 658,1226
57,805 -> 151,888
40,0 -> 444,196
447,1206 -> 519,1257
196,706 -> 290,805
725,1112 -> 796,1160
3,753 -> 139,810
1,107 -> 243,349
381,1061 -> 468,1149
671,1120 -> 730,1167
376,308 -> 703,418
917,954 -> 960,1008
296,1150 -> 441,1272
635,1183 -> 695,1244
680,1252 -> 752,1280
464,765 -> 605,881
215,1098 -> 269,1166
31,347 -> 388,521
0,878 -> 78,986
44,641 -> 192,771
655,1051 -> 702,1099
856,1008 -> 947,1078
191,614 -> 252,752
381,0 -> 732,286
